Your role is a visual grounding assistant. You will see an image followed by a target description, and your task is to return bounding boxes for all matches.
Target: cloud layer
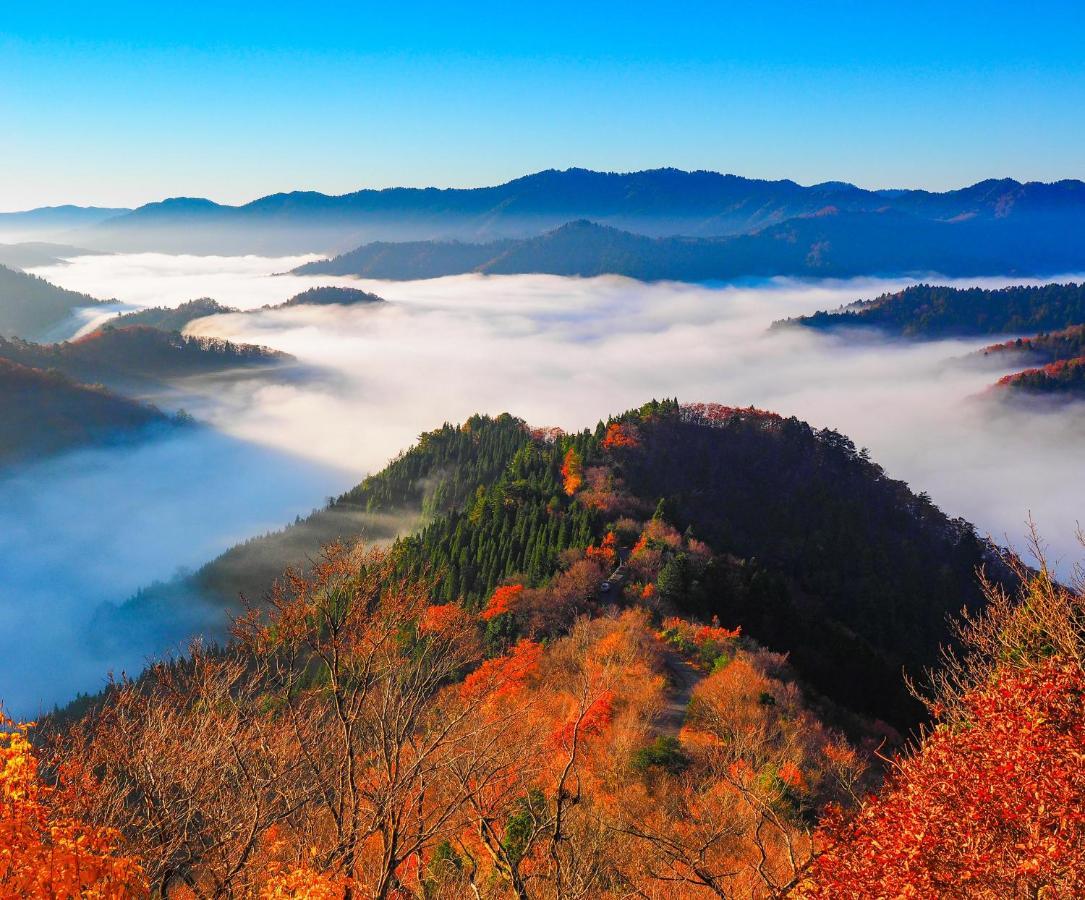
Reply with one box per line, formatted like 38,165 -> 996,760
9,254 -> 1085,713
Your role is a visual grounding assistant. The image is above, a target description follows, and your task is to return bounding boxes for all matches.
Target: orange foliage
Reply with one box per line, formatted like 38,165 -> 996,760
585,531 -> 619,568
560,447 -> 583,495
601,422 -> 641,449
661,616 -> 741,651
480,583 -> 524,621
418,602 -> 466,634
0,718 -> 144,897
260,867 -> 349,899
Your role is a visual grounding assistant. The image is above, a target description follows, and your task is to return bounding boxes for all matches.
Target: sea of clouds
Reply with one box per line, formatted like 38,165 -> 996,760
4,253 -> 1083,713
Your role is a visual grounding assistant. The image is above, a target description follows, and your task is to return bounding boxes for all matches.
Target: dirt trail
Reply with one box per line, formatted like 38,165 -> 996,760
655,643 -> 703,739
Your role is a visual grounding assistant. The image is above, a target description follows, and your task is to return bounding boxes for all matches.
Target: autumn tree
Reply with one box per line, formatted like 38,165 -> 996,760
58,545 -> 531,898
0,716 -> 144,897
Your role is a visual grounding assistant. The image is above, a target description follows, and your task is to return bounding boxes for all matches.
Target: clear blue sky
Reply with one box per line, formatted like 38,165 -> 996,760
2,1 -> 1083,209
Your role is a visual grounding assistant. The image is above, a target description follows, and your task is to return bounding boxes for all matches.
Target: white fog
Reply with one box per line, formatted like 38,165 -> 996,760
4,252 -> 1083,712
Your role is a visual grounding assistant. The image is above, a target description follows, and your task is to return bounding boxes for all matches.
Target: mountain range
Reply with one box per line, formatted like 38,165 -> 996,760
17,168 -> 1085,270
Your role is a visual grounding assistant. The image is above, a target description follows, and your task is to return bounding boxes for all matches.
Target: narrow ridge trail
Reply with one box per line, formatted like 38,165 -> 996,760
655,642 -> 703,740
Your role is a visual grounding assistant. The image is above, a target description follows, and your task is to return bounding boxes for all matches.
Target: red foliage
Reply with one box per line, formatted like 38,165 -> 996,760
460,639 -> 543,701
552,690 -> 615,750
601,423 -> 641,450
693,624 -> 742,644
808,657 -> 1085,897
480,584 -> 524,621
997,355 -> 1085,386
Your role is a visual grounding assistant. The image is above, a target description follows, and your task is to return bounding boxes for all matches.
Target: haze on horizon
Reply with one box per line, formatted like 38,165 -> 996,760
2,0 -> 1083,210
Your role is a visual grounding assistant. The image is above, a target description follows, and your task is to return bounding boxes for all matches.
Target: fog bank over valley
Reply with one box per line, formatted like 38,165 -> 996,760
7,252 -> 1085,712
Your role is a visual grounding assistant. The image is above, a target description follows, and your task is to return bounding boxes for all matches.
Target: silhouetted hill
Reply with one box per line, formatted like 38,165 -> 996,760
0,325 -> 290,390
0,242 -> 107,270
91,289 -> 385,340
296,213 -> 1085,281
784,282 -> 1085,337
95,298 -> 238,333
82,168 -> 1085,262
0,264 -> 106,340
274,285 -> 386,307
0,358 -> 173,464
0,205 -> 129,242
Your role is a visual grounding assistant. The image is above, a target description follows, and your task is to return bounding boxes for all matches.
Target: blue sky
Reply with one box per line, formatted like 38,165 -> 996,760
1,1 -> 1083,209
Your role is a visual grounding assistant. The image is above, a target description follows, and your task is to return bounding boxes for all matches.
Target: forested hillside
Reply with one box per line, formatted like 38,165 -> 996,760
786,281 -> 1085,402
17,404 -> 1082,898
980,323 -> 1085,364
88,401 -> 1006,731
95,298 -> 238,333
273,285 -> 386,307
0,325 -> 289,390
995,356 -> 1085,397
90,413 -> 535,653
786,281 -> 1085,337
0,264 -> 106,339
294,211 -> 1085,282
0,358 -> 176,464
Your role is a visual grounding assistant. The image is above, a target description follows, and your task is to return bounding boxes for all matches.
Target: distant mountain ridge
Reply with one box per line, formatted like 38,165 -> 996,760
74,168 -> 1085,258
0,206 -> 130,243
294,214 -> 1085,282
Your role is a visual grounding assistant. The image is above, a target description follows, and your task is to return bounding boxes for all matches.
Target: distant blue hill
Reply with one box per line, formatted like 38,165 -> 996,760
293,211 -> 1085,282
0,205 -> 130,240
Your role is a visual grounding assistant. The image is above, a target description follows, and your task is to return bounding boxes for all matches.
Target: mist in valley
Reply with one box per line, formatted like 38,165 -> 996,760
0,423 -> 350,715
8,252 -> 1085,713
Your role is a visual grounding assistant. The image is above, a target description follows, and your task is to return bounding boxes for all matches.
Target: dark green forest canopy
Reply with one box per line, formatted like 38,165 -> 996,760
785,282 -> 1085,338
0,326 -> 288,391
